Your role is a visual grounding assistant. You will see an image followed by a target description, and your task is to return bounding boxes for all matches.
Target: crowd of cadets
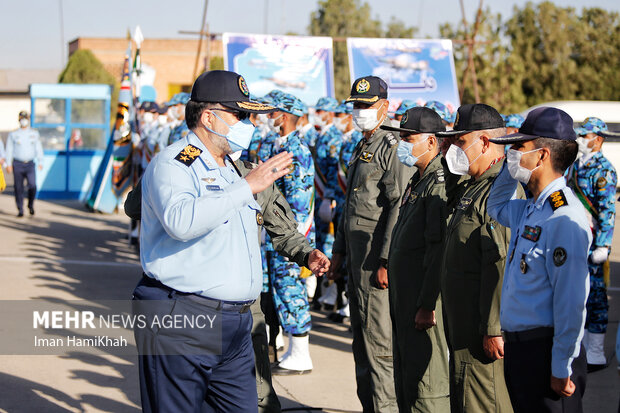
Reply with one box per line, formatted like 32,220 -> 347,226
133,84 -> 617,411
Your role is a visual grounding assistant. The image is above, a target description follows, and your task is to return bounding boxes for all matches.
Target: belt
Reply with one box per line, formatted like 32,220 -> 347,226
502,327 -> 554,343
141,274 -> 255,313
14,159 -> 34,164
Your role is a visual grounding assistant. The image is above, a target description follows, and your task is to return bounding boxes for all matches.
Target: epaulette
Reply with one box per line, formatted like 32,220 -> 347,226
548,190 -> 568,211
384,133 -> 398,147
174,144 -> 202,166
434,168 -> 445,183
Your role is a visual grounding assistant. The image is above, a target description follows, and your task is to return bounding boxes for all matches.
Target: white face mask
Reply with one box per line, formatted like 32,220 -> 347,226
445,139 -> 483,176
142,112 -> 154,124
257,113 -> 269,126
312,113 -> 327,129
157,115 -> 168,126
333,116 -> 347,132
268,114 -> 283,134
352,103 -> 385,131
297,122 -> 313,135
576,136 -> 595,157
19,118 -> 29,128
506,148 -> 542,184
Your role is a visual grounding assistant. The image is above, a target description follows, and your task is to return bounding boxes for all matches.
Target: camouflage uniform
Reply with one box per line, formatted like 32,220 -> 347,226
425,100 -> 456,124
568,118 -> 617,334
313,97 -> 342,258
394,99 -> 418,119
267,94 -> 316,335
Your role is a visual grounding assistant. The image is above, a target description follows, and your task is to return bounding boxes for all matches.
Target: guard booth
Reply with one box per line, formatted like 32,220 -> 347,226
30,84 -> 111,200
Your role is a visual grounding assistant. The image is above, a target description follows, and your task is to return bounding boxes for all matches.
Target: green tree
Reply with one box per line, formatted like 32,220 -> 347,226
309,0 -> 416,100
59,49 -> 119,148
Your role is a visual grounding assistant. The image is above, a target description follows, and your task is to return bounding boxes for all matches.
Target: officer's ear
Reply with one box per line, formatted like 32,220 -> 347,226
200,109 -> 213,129
479,134 -> 490,153
539,147 -> 551,166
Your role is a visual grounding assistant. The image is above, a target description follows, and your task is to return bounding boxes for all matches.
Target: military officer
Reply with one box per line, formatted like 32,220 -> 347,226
131,70 -> 329,412
263,93 -> 317,375
328,76 -> 415,412
382,107 -> 450,412
313,96 -> 343,260
167,92 -> 191,145
488,107 -> 590,412
5,111 -> 44,217
568,117 -> 617,371
296,111 -> 320,149
437,103 -> 518,413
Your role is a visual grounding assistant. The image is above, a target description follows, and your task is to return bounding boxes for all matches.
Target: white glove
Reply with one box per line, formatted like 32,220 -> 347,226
590,247 -> 609,265
318,198 -> 335,223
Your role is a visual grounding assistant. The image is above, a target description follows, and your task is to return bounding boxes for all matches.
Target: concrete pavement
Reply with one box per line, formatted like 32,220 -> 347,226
0,191 -> 617,412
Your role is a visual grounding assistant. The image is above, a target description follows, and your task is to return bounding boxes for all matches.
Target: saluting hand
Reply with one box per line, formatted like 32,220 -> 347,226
483,335 -> 504,360
307,249 -> 330,277
550,376 -> 575,398
245,152 -> 293,194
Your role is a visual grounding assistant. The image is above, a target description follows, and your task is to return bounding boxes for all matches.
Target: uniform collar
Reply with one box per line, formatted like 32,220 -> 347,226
364,118 -> 392,145
476,157 -> 504,182
530,176 -> 566,211
187,131 -> 220,170
419,153 -> 443,181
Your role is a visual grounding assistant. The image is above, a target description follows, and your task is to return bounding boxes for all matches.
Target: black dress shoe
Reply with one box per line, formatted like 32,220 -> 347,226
17,212 -> 24,218
29,208 -> 35,216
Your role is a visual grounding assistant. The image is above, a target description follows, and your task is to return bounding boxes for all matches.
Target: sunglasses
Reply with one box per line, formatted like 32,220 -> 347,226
210,108 -> 250,121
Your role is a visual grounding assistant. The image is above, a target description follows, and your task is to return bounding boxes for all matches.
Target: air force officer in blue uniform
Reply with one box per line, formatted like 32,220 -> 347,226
133,70 -> 305,413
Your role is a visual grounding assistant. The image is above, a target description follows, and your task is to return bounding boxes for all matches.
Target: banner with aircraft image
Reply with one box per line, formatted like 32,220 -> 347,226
347,37 -> 460,112
223,33 -> 335,105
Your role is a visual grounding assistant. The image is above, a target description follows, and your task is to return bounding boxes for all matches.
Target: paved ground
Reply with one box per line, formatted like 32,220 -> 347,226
0,191 -> 617,412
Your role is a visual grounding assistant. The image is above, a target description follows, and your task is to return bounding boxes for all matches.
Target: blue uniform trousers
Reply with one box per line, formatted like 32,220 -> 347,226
586,263 -> 608,334
12,160 -> 36,213
132,276 -> 258,413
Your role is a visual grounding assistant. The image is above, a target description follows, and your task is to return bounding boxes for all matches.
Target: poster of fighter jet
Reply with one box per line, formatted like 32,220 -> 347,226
223,33 -> 335,105
347,38 -> 460,111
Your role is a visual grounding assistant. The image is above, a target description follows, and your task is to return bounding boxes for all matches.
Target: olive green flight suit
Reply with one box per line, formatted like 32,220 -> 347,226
124,158 -> 315,413
441,160 -> 518,413
388,154 -> 450,412
333,120 -> 416,413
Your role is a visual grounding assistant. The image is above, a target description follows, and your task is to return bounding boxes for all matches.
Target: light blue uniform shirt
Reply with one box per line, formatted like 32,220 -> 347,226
140,132 -> 263,301
6,127 -> 43,164
487,166 -> 591,378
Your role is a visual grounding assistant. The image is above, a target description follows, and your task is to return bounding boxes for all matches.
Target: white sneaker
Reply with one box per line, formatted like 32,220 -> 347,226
318,282 -> 337,306
273,335 -> 313,375
277,331 -> 293,363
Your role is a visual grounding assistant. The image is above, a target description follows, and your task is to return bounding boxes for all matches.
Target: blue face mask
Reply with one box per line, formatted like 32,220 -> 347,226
397,137 -> 429,167
206,111 -> 255,152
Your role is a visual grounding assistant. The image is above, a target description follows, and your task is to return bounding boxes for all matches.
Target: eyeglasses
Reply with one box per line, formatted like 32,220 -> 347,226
210,108 -> 250,121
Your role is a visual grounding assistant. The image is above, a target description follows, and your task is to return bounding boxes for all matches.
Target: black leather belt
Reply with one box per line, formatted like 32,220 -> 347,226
503,327 -> 554,343
141,274 -> 255,313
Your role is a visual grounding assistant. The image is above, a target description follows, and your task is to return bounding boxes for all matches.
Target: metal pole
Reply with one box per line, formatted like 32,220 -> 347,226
59,0 -> 65,67
192,0 -> 209,82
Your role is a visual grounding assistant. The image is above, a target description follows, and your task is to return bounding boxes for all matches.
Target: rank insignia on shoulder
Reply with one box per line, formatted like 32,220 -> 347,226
385,134 -> 398,147
548,190 -> 567,211
596,177 -> 607,188
521,225 -> 542,242
553,247 -> 567,266
457,197 -> 472,210
360,151 -> 374,163
434,169 -> 445,183
175,144 -> 202,166
256,211 -> 264,225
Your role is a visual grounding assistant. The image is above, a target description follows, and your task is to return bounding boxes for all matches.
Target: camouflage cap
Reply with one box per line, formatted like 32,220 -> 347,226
395,99 -> 418,115
273,92 -> 308,117
574,117 -> 608,136
504,113 -> 525,128
315,96 -> 339,112
424,100 -> 455,123
334,100 -> 353,115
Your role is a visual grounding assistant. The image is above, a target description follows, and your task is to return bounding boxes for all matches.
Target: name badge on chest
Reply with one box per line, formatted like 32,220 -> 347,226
521,225 -> 541,242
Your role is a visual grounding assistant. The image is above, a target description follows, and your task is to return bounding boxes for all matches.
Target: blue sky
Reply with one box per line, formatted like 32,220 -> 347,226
2,0 -> 619,70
